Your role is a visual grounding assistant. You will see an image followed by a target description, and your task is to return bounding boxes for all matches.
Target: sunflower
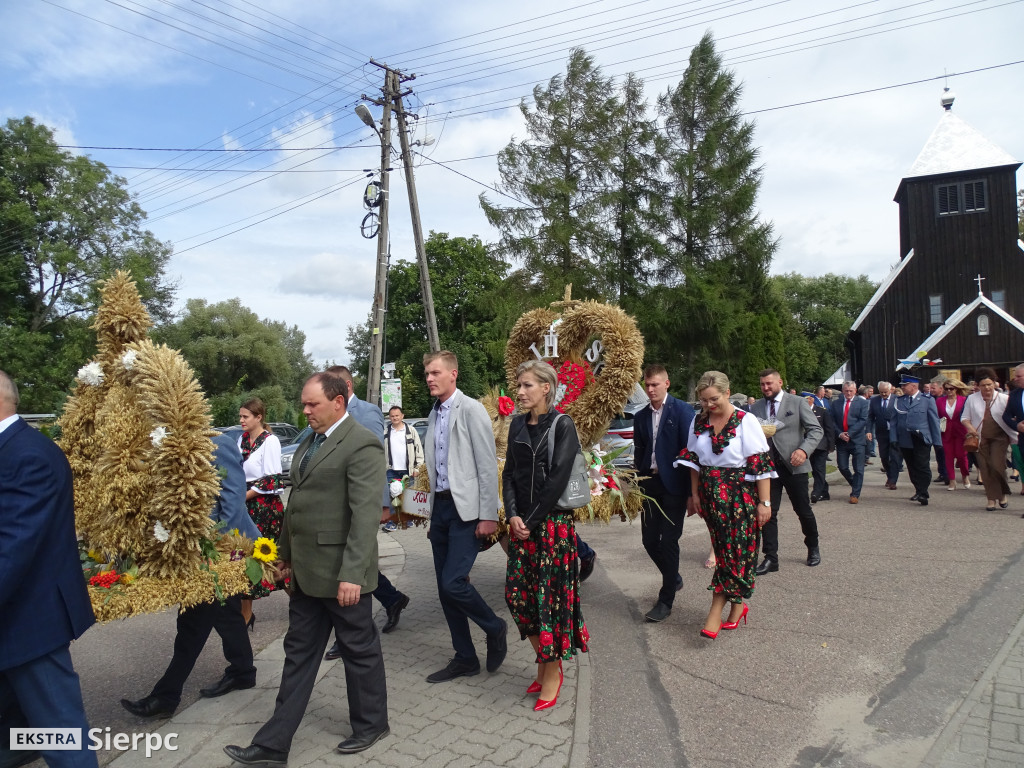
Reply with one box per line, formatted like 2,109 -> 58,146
252,537 -> 278,564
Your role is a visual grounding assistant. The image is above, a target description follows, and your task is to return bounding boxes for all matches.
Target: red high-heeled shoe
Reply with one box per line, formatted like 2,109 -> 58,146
534,668 -> 564,711
699,627 -> 719,640
721,603 -> 749,630
527,660 -> 560,694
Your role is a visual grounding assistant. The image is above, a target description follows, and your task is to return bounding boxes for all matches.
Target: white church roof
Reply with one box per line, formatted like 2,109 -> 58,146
904,109 -> 1018,180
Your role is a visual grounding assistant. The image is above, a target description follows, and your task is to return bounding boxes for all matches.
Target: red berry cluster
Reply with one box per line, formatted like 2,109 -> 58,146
89,571 -> 120,589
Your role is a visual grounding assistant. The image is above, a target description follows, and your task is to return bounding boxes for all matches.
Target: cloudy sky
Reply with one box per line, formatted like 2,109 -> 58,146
2,0 -> 1022,365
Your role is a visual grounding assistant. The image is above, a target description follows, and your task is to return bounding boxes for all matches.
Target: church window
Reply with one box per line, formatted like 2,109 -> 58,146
936,180 -> 987,216
929,294 -> 943,325
977,314 -> 990,336
992,290 -> 1006,310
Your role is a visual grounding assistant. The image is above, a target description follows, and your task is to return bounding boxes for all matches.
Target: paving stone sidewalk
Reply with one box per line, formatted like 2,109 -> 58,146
109,529 -> 588,768
920,590 -> 1024,768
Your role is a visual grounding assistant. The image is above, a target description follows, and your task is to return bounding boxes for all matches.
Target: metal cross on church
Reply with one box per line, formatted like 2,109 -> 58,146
975,273 -> 986,295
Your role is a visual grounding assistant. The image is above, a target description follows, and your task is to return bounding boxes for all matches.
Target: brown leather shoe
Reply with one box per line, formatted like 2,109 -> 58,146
849,496 -> 859,504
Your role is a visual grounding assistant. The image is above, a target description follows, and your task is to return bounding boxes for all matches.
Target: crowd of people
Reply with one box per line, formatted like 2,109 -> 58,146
6,357 -> 1024,767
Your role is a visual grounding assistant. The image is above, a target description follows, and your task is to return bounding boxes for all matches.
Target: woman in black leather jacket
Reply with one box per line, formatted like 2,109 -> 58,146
503,360 -> 590,712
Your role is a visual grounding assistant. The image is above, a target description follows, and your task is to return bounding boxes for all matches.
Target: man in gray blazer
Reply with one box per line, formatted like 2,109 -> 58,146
750,369 -> 824,574
225,370 -> 389,765
422,350 -> 507,683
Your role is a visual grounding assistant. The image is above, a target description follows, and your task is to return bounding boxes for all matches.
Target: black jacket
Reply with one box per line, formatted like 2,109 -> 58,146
502,409 -> 581,532
811,403 -> 836,453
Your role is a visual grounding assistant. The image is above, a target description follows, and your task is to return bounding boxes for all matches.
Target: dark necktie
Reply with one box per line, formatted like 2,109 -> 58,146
299,433 -> 327,477
768,398 -> 776,418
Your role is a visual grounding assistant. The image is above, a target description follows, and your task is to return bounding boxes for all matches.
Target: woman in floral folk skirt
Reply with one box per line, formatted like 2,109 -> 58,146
237,398 -> 285,622
676,371 -> 776,639
504,360 -> 589,711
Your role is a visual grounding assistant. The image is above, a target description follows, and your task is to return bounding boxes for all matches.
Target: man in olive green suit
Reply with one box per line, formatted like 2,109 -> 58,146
224,370 -> 389,766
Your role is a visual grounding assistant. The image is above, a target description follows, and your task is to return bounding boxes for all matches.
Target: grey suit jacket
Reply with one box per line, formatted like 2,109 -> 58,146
281,416 -> 385,597
748,393 -> 823,475
425,389 -> 499,523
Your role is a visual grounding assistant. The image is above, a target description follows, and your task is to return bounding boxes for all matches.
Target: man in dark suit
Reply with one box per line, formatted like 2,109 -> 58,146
633,364 -> 696,622
892,374 -> 943,506
120,432 -> 262,719
0,370 -> 98,768
830,380 -> 870,503
423,350 -> 507,683
749,371 -> 823,574
803,392 -> 835,503
320,367 -> 410,664
225,370 -> 389,766
867,381 -> 904,491
1002,364 -> 1024,517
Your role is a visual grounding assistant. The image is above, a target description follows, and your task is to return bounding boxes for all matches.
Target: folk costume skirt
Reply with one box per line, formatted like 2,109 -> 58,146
506,509 -> 589,663
700,466 -> 760,602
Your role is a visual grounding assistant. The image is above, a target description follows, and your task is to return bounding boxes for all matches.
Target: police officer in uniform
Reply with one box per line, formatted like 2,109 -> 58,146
890,374 -> 943,506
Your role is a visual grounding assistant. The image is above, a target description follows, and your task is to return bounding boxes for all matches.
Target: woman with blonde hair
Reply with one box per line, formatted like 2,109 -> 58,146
938,377 -> 971,491
962,368 -> 1017,511
503,360 -> 589,711
676,371 -> 776,639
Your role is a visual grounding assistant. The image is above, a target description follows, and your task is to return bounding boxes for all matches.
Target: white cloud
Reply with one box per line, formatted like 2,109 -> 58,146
278,251 -> 376,300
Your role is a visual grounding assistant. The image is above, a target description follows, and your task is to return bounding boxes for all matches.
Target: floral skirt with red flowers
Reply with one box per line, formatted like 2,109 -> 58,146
699,466 -> 761,602
247,485 -> 284,600
505,510 -> 589,662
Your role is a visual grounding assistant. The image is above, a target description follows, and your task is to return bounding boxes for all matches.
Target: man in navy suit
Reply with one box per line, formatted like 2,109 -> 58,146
830,380 -> 870,503
633,365 -> 696,623
891,374 -> 943,506
120,432 -> 262,719
322,366 -> 411,662
0,370 -> 98,768
867,381 -> 903,491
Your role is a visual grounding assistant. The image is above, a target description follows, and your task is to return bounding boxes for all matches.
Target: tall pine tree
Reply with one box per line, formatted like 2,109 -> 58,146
481,49 -> 621,300
647,32 -> 778,393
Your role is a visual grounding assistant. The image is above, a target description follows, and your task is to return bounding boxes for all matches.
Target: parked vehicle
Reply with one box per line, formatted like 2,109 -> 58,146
279,426 -> 313,478
600,401 -> 647,470
407,418 -> 429,444
215,422 -> 302,447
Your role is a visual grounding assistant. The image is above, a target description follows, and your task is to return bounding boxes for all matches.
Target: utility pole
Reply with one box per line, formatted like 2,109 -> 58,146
363,67 -> 396,408
360,59 -> 441,407
394,92 -> 441,353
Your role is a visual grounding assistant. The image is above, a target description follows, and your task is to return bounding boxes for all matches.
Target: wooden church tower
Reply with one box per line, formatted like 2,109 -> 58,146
847,90 -> 1023,385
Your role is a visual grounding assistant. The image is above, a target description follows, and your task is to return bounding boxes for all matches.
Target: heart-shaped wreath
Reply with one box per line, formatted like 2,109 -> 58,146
504,292 -> 643,448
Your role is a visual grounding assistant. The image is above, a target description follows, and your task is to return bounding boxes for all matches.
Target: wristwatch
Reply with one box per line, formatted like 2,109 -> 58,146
759,500 -> 771,508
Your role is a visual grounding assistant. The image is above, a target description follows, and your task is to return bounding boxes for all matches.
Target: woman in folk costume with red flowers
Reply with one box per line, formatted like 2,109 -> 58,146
237,397 -> 285,625
676,371 -> 776,639
503,360 -> 589,711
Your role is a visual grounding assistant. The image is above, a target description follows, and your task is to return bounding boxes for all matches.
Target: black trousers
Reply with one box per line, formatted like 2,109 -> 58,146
901,435 -> 933,499
150,594 -> 255,706
880,432 -> 904,485
253,586 -> 387,753
762,468 -> 819,561
810,450 -> 830,499
934,443 -> 948,480
639,475 -> 685,607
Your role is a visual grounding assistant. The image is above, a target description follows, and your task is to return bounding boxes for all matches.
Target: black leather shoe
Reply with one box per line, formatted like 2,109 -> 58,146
223,743 -> 288,766
909,494 -> 922,502
426,657 -> 481,683
324,641 -> 342,661
336,728 -> 390,754
200,674 -> 256,698
675,573 -> 684,591
755,557 -> 779,575
485,619 -> 508,672
810,494 -> 820,503
382,593 -> 410,634
807,547 -> 821,567
918,498 -> 929,506
935,476 -> 949,485
819,494 -> 830,502
579,552 -> 596,582
120,695 -> 175,719
645,601 -> 671,622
